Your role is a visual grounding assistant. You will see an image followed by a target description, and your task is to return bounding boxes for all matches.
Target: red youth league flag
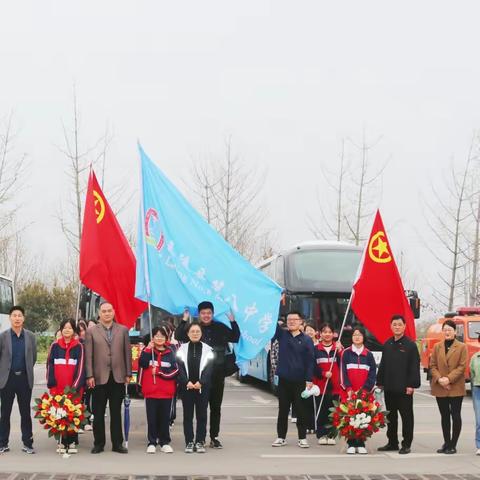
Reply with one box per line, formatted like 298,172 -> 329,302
351,210 -> 416,343
80,171 -> 147,328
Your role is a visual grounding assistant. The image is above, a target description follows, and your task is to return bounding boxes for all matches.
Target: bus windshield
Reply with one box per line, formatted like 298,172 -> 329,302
286,249 -> 362,292
287,293 -> 382,351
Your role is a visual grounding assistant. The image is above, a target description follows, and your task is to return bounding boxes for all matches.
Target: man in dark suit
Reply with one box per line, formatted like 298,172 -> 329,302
0,306 -> 37,454
85,302 -> 132,454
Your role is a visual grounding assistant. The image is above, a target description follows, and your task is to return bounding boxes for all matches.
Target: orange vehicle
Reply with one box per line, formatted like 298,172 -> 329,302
420,307 -> 480,381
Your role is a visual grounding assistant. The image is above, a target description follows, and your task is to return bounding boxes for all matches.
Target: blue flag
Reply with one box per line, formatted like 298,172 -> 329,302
135,145 -> 282,364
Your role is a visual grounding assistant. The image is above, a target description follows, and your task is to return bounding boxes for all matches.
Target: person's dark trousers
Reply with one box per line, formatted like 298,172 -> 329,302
145,398 -> 172,446
0,372 -> 33,448
303,396 -> 315,431
182,389 -> 209,444
436,396 -> 464,449
384,391 -> 414,448
62,432 -> 79,448
316,393 -> 337,438
277,377 -> 307,439
92,373 -> 125,449
84,388 -> 93,425
169,395 -> 177,425
208,370 -> 225,439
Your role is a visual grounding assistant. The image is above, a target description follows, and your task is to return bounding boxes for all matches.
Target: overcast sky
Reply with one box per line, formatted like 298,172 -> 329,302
2,1 -> 480,316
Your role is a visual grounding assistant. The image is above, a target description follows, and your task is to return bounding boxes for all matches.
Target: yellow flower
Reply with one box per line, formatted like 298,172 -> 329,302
58,425 -> 65,431
73,418 -> 80,425
41,411 -> 47,417
54,395 -> 62,402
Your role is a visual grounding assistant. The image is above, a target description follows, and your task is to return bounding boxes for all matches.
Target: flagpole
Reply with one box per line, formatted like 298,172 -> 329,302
138,144 -> 156,383
314,291 -> 353,423
75,281 -> 82,323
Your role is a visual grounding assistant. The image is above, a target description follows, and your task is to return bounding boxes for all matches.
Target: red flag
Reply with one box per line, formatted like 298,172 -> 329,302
79,171 -> 147,328
351,210 -> 416,343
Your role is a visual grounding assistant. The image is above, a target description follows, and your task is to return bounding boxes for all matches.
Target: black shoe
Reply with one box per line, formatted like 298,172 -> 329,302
377,444 -> 399,451
445,447 -> 457,455
210,438 -> 223,449
112,445 -> 128,454
436,444 -> 448,454
399,447 -> 411,454
91,446 -> 104,454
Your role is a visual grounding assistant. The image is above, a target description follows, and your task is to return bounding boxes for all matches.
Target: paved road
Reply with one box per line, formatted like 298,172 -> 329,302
1,366 -> 480,476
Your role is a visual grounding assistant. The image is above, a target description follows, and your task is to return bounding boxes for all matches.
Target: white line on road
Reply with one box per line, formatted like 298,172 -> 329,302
261,454 -> 385,458
243,416 -> 277,420
261,453 -> 470,459
251,395 -> 272,405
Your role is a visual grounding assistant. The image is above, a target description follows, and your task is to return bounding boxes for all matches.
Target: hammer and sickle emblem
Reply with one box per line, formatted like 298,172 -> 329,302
368,231 -> 392,263
93,190 -> 105,224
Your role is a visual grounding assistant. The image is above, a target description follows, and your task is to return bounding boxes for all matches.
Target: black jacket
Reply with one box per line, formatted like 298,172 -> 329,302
176,342 -> 214,391
175,320 -> 240,372
377,335 -> 420,393
272,324 -> 315,382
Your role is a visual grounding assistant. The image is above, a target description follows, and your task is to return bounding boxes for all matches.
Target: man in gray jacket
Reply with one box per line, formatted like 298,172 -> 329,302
85,302 -> 132,454
0,306 -> 37,454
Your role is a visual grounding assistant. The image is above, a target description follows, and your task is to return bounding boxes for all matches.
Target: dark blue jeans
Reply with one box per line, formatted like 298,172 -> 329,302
145,398 -> 172,446
0,372 -> 33,448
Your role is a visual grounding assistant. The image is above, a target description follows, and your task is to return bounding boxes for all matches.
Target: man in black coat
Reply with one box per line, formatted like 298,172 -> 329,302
175,301 -> 240,449
377,314 -> 420,455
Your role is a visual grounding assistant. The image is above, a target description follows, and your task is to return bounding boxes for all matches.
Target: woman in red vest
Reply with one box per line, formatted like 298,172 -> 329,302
46,319 -> 85,454
313,323 -> 343,445
139,326 -> 179,454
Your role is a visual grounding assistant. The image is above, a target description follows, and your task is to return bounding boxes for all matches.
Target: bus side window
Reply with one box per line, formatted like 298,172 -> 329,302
275,256 -> 285,287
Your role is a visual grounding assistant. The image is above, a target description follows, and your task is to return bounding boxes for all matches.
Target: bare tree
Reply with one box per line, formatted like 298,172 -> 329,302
425,146 -> 474,310
310,130 -> 387,245
189,137 -> 268,261
309,139 -> 348,241
345,130 -> 388,245
0,112 -> 26,230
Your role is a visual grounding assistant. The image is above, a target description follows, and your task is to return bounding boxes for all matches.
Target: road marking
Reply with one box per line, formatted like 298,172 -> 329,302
243,416 -> 277,420
261,452 -> 471,459
261,454 -> 385,458
251,395 -> 271,405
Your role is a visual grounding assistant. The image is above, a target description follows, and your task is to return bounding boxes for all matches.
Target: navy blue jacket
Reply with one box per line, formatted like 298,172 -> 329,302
272,324 -> 315,382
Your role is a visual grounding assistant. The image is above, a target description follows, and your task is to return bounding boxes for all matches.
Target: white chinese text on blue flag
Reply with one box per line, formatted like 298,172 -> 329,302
135,145 -> 282,364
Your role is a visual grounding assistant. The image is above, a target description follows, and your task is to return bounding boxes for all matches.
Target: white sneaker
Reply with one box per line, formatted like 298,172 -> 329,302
161,444 -> 173,453
317,436 -> 328,445
347,446 -> 356,454
56,445 -> 66,454
272,438 -> 287,447
476,448 -> 480,455
327,438 -> 336,445
291,417 -> 297,423
84,424 -> 93,431
357,446 -> 368,454
298,439 -> 310,448
67,444 -> 78,454
146,444 -> 156,454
